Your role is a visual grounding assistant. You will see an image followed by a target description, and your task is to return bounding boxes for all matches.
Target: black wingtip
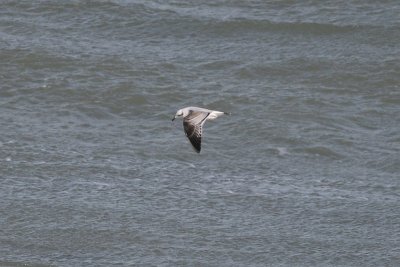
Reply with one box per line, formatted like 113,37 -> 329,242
224,112 -> 231,115
189,139 -> 201,153
192,142 -> 201,153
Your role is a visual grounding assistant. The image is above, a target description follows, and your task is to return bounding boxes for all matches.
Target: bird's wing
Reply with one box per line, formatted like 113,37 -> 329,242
183,111 -> 209,153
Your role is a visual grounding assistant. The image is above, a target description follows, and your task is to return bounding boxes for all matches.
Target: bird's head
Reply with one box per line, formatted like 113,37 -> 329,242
172,109 -> 184,121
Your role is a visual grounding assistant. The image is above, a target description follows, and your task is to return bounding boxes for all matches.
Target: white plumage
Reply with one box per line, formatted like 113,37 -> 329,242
172,107 -> 229,153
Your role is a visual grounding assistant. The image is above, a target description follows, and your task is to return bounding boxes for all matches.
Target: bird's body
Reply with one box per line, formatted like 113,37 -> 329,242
172,106 -> 229,153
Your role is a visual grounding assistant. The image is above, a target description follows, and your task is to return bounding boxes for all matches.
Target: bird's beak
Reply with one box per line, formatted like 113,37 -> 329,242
172,116 -> 175,121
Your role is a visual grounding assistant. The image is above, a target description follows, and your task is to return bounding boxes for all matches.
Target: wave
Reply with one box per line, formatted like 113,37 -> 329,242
204,19 -> 360,35
297,146 -> 344,160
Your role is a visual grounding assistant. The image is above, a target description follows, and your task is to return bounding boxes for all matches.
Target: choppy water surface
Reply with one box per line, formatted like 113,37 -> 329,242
1,1 -> 399,266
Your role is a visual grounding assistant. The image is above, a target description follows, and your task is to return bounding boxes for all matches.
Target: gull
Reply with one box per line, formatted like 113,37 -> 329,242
172,106 -> 229,153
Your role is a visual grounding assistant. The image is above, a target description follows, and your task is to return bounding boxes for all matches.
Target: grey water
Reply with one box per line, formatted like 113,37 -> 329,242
1,1 -> 399,266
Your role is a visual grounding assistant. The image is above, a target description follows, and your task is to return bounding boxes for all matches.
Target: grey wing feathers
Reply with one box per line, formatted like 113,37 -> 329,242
183,121 -> 202,152
183,111 -> 209,153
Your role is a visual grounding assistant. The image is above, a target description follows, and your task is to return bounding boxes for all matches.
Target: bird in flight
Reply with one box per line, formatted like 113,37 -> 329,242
172,106 -> 229,153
